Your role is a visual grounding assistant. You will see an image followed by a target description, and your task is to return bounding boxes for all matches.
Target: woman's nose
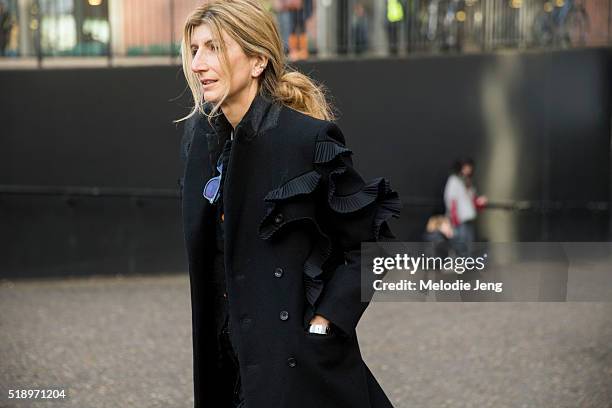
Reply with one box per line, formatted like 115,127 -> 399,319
191,52 -> 208,73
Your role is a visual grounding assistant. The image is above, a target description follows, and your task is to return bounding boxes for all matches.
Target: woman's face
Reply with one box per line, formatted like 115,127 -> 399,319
190,24 -> 262,105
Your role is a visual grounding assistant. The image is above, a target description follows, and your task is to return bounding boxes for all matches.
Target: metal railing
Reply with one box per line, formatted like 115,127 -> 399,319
0,0 -> 610,69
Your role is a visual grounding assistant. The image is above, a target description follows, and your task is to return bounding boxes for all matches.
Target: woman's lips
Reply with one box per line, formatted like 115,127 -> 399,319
202,80 -> 218,88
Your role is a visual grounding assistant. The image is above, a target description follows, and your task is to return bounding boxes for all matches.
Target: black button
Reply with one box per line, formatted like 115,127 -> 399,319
279,310 -> 289,321
287,357 -> 297,368
274,267 -> 284,278
223,292 -> 228,299
274,213 -> 284,225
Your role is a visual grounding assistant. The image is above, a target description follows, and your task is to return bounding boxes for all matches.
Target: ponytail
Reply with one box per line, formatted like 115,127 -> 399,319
266,67 -> 337,122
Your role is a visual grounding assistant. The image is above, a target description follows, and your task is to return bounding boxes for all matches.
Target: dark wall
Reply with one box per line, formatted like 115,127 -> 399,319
300,49 -> 611,242
1,48 -> 610,278
1,65 -> 188,188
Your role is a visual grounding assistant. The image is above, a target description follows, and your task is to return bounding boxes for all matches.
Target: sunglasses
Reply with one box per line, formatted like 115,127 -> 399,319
203,154 -> 224,204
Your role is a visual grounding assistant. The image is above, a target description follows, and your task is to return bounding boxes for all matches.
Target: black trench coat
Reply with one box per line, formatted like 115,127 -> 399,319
178,91 -> 401,408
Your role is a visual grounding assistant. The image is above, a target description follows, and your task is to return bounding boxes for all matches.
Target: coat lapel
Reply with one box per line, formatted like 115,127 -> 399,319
217,92 -> 282,268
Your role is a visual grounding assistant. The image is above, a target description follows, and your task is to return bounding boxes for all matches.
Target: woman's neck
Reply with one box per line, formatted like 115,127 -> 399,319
220,82 -> 259,130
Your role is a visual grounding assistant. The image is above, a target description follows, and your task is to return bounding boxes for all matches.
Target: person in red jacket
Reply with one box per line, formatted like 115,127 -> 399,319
443,158 -> 487,257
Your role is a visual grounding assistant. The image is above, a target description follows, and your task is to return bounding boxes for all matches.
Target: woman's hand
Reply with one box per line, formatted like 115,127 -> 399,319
309,314 -> 330,327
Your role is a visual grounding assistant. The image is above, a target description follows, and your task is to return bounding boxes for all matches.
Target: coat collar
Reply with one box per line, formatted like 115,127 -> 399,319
206,91 -> 281,145
203,91 -> 281,175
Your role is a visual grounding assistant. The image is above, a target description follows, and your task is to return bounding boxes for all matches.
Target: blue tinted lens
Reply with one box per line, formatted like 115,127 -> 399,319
202,159 -> 224,204
203,176 -> 221,203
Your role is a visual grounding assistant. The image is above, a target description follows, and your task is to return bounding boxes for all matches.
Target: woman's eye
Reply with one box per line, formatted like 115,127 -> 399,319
191,48 -> 197,56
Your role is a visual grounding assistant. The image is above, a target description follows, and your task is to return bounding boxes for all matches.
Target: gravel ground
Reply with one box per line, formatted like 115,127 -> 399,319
1,274 -> 611,408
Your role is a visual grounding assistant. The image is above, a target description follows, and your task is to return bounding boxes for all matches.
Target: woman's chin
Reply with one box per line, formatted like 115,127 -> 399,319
203,93 -> 220,104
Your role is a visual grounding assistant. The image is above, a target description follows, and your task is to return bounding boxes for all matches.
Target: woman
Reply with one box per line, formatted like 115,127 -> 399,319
177,1 -> 401,407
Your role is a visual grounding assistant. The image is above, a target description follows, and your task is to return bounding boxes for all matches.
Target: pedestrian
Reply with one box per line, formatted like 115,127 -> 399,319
386,0 -> 404,55
423,214 -> 454,258
285,0 -> 312,60
0,2 -> 13,57
271,0 -> 292,56
176,1 -> 402,407
352,2 -> 369,55
443,157 -> 487,257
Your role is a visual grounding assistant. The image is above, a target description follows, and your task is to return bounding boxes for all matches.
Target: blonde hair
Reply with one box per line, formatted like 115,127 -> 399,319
175,0 -> 336,124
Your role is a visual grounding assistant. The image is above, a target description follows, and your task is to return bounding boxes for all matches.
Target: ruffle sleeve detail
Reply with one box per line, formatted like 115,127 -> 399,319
309,123 -> 402,338
314,139 -> 352,164
256,166 -> 335,307
257,122 -> 401,312
263,170 -> 321,202
313,126 -> 402,240
257,169 -> 335,307
373,187 -> 402,240
306,124 -> 401,307
258,170 -> 322,241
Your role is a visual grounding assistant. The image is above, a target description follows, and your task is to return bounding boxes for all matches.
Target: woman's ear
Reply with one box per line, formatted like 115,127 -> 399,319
251,55 -> 268,78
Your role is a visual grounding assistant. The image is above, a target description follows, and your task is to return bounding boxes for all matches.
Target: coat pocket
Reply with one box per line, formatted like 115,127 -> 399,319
294,325 -> 370,408
298,326 -> 347,367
